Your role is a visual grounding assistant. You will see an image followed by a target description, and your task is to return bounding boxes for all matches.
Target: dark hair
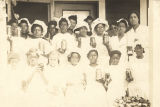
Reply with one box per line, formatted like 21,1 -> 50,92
31,24 -> 43,33
118,19 -> 128,28
68,52 -> 81,62
18,20 -> 28,27
110,21 -> 118,26
84,16 -> 94,22
110,50 -> 121,57
87,50 -> 98,58
134,44 -> 145,53
128,10 -> 140,23
59,18 -> 68,27
68,15 -> 77,24
47,21 -> 57,27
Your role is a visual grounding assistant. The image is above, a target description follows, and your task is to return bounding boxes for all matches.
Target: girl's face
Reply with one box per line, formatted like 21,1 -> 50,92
33,26 -> 43,38
95,23 -> 105,35
118,22 -> 126,35
60,21 -> 68,33
70,53 -> 80,66
88,51 -> 98,64
110,54 -> 120,65
79,26 -> 87,37
129,13 -> 139,26
20,23 -> 28,33
28,56 -> 38,67
134,47 -> 144,58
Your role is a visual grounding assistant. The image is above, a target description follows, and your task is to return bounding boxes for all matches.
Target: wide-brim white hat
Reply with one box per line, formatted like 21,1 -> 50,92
31,20 -> 47,37
74,21 -> 89,33
92,18 -> 109,33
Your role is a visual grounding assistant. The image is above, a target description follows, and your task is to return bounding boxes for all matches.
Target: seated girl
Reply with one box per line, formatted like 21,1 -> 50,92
107,50 -> 126,106
83,49 -> 108,107
128,44 -> 150,99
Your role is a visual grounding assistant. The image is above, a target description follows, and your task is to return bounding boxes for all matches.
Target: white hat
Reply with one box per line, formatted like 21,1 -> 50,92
50,17 -> 60,29
134,40 -> 144,48
92,18 -> 109,32
18,18 -> 31,33
117,18 -> 129,27
31,20 -> 47,37
57,16 -> 70,29
74,21 -> 89,32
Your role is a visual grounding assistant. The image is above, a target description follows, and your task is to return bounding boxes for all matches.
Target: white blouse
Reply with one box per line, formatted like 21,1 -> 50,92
127,25 -> 149,48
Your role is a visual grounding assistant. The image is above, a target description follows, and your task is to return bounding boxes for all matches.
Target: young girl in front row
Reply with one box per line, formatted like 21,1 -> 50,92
64,50 -> 86,107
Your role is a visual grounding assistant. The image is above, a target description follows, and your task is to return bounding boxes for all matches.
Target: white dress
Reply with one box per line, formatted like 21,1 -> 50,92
84,64 -> 108,107
63,64 -> 86,107
9,36 -> 29,61
127,25 -> 149,49
91,34 -> 110,64
22,66 -> 51,107
106,65 -> 126,107
128,54 -> 150,99
109,35 -> 128,63
51,33 -> 77,65
2,64 -> 26,107
44,65 -> 66,107
76,36 -> 92,64
25,37 -> 52,54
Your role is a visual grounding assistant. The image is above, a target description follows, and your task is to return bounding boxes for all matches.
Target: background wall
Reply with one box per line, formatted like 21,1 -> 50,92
14,2 -> 49,23
54,1 -> 98,19
106,0 -> 140,24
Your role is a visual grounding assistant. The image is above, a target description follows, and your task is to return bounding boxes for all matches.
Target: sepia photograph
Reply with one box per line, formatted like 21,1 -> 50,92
0,0 -> 159,107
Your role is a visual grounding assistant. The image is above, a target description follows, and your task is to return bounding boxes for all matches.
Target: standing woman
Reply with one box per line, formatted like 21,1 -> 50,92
74,21 -> 92,63
18,18 -> 31,39
68,15 -> 77,35
51,18 -> 77,65
43,20 -> 58,42
108,18 -> 129,62
91,18 -> 110,64
26,20 -> 51,55
8,19 -> 29,61
127,11 -> 149,49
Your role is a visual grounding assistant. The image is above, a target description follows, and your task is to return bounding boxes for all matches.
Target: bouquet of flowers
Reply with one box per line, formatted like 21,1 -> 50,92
114,95 -> 151,107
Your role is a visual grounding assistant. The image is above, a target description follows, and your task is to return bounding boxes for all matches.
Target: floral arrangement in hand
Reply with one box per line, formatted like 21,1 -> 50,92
114,95 -> 151,107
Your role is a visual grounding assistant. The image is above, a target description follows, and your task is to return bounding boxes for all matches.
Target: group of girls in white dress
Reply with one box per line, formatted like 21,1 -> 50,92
0,10 -> 150,107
